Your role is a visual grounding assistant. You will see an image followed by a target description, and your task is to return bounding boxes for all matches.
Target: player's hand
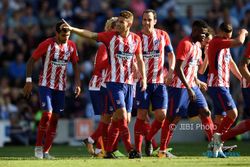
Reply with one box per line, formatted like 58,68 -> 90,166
197,80 -> 207,92
74,86 -> 81,98
141,78 -> 147,91
239,28 -> 248,36
23,82 -> 33,98
61,19 -> 72,31
187,88 -> 196,102
165,73 -> 172,86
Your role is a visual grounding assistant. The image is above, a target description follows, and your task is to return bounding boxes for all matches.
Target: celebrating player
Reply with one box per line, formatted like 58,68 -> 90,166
134,9 -> 175,157
62,10 -> 146,159
23,21 -> 81,159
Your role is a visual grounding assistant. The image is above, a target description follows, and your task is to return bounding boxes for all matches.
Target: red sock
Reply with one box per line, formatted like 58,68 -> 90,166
118,119 -> 132,152
112,134 -> 120,151
221,120 -> 250,141
43,114 -> 59,153
91,122 -> 104,142
102,123 -> 110,151
213,121 -> 220,133
96,137 -> 102,150
35,112 -> 52,146
165,128 -> 174,149
134,118 -> 145,153
146,120 -> 163,141
152,138 -> 158,150
144,121 -> 151,135
160,119 -> 171,151
218,116 -> 235,134
200,116 -> 214,141
106,121 -> 119,152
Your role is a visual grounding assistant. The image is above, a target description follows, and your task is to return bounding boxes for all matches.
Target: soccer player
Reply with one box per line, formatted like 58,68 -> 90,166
23,21 -> 81,159
134,9 -> 175,157
158,20 -> 215,158
62,10 -> 147,159
207,23 -> 248,157
85,17 -> 118,157
212,41 -> 250,153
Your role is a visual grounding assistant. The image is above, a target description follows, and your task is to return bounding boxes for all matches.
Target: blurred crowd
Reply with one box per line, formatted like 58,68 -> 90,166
0,0 -> 250,145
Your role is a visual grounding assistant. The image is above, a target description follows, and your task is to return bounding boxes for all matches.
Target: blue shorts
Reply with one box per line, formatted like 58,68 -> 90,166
106,82 -> 133,113
167,86 -> 208,117
136,83 -> 168,110
242,88 -> 250,118
38,86 -> 65,114
208,87 -> 236,115
100,86 -> 114,115
89,90 -> 102,115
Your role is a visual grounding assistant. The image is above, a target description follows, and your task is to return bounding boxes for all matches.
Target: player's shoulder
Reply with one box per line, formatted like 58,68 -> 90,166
67,39 -> 76,45
130,32 -> 141,41
180,37 -> 192,46
155,28 -> 168,35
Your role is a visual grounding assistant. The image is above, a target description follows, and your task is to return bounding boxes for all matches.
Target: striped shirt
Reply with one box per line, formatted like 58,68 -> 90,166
170,37 -> 202,88
97,31 -> 142,85
89,44 -> 109,90
32,38 -> 78,91
207,37 -> 232,87
137,29 -> 172,83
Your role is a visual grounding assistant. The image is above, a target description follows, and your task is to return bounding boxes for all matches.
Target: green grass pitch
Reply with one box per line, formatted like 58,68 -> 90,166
1,141 -> 250,167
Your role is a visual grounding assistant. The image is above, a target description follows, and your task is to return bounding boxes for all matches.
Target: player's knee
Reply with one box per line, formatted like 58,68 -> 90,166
155,109 -> 166,121
137,109 -> 147,120
199,108 -> 211,117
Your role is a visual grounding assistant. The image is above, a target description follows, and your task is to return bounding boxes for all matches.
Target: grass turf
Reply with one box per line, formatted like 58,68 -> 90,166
1,141 -> 250,167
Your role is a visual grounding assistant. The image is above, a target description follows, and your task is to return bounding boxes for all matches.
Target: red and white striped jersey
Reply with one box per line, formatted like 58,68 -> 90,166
137,29 -> 172,83
241,42 -> 250,88
97,31 -> 142,85
207,37 -> 232,87
169,37 -> 202,88
32,37 -> 79,91
89,44 -> 109,90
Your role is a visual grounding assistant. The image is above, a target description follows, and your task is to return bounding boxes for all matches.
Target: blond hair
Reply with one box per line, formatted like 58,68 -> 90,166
104,17 -> 118,31
119,10 -> 134,23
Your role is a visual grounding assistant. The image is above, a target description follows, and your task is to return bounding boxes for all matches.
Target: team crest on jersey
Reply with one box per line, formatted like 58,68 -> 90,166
154,39 -> 160,48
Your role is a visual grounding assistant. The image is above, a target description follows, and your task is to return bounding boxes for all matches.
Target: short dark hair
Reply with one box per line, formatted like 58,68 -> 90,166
192,20 -> 208,29
143,9 -> 157,19
56,21 -> 65,33
219,22 -> 233,33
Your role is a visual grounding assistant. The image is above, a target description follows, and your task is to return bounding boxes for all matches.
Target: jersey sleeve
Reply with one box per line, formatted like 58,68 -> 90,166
97,31 -> 114,46
94,44 -> 109,72
32,39 -> 50,60
216,38 -> 232,49
244,42 -> 250,59
164,31 -> 173,53
176,40 -> 191,60
70,41 -> 79,64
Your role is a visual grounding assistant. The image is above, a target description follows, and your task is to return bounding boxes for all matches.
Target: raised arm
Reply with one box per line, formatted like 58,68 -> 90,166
230,29 -> 248,48
62,19 -> 98,40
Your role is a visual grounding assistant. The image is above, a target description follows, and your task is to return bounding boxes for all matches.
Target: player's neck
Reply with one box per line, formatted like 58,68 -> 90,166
142,28 -> 154,35
119,30 -> 130,38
